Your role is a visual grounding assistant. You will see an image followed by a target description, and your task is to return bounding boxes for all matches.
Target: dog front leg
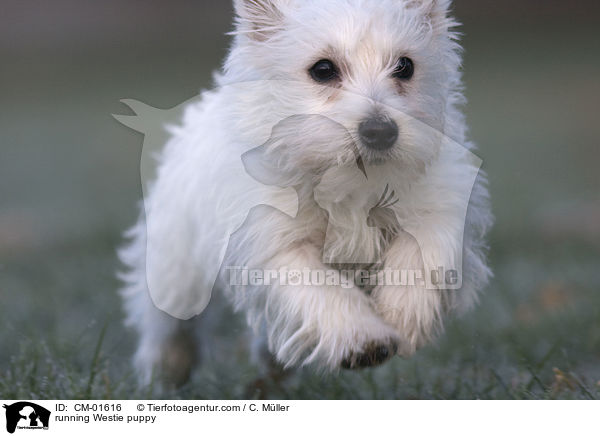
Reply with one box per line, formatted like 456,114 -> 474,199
372,223 -> 462,356
231,243 -> 400,370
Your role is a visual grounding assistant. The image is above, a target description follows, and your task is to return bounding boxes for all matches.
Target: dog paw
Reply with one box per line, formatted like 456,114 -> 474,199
341,342 -> 397,370
161,330 -> 197,387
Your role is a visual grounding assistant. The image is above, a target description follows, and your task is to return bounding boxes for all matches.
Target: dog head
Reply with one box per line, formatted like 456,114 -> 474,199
227,0 -> 461,176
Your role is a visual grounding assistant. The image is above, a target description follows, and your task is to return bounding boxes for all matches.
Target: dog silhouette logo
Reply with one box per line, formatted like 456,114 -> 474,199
3,402 -> 50,434
115,96 -> 483,321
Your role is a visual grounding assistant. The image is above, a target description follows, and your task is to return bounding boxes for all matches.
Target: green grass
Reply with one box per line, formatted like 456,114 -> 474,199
1,234 -> 599,400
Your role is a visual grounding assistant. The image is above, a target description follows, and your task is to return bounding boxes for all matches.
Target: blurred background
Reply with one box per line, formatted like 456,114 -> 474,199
1,0 -> 599,399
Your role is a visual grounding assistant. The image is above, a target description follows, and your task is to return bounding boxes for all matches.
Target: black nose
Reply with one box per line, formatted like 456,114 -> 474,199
358,118 -> 399,151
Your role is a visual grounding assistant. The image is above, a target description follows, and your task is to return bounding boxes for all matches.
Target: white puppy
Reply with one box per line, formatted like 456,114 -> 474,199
119,0 -> 493,385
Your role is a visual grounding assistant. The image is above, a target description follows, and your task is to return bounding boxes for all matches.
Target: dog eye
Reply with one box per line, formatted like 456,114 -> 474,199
309,59 -> 339,83
393,57 -> 414,80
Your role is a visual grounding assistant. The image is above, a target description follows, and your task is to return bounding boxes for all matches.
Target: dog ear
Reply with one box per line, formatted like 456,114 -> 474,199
407,0 -> 452,25
233,0 -> 287,41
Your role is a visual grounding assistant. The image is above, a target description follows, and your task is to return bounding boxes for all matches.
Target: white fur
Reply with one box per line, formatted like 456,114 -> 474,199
119,0 -> 492,384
